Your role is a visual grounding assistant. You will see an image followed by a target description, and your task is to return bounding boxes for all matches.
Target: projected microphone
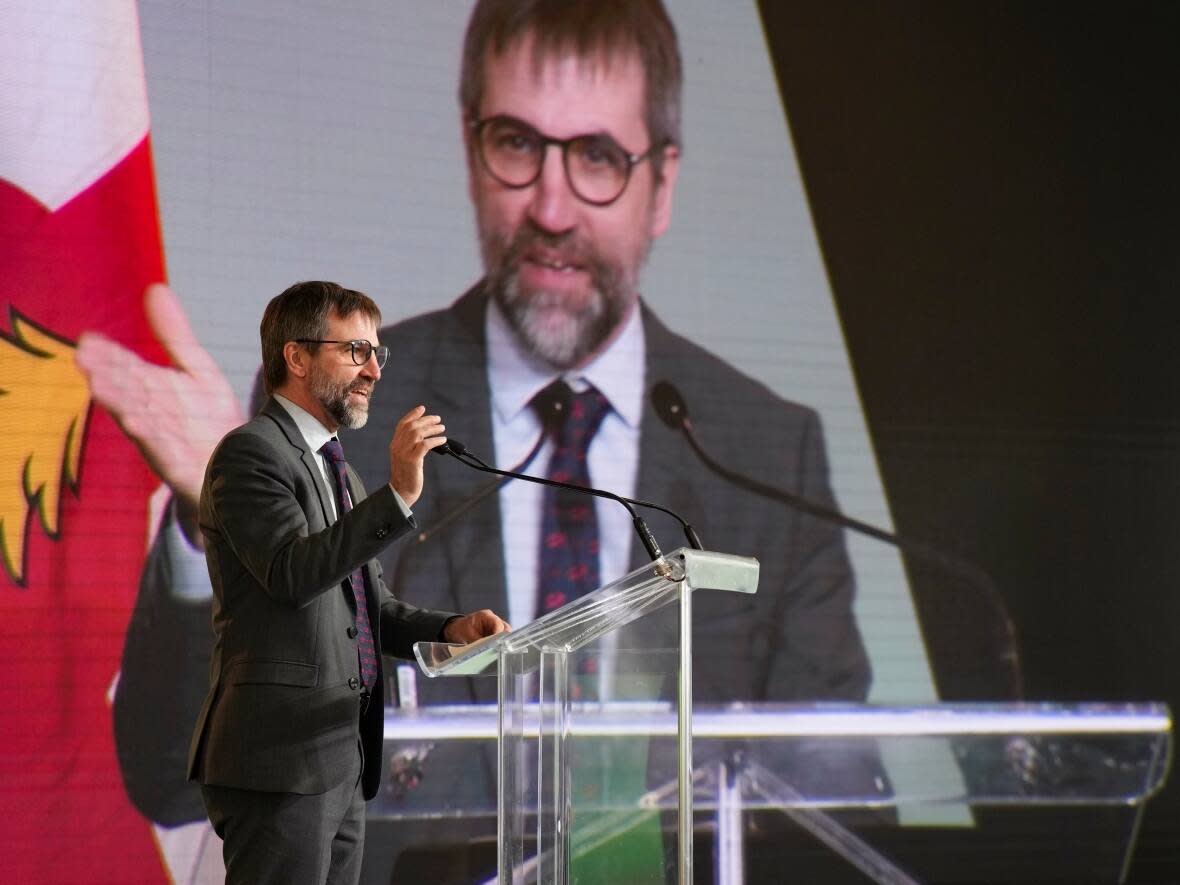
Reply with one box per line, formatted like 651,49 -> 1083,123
651,379 -> 1023,699
415,383 -> 570,545
653,381 -> 905,546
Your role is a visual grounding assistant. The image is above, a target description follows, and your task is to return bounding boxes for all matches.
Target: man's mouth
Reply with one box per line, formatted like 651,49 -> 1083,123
528,254 -> 580,273
519,247 -> 591,288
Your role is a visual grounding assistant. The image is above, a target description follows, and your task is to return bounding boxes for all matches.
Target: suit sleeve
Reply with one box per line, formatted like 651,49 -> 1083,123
111,373 -> 274,823
752,410 -> 887,806
202,430 -> 412,609
112,509 -> 213,826
205,430 -> 457,653
758,408 -> 871,702
373,557 -> 460,660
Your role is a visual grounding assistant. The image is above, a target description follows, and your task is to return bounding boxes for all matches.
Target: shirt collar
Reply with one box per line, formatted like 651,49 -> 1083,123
275,394 -> 338,455
486,296 -> 646,429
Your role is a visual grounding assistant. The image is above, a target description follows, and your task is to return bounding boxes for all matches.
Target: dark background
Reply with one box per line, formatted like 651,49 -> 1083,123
758,1 -> 1180,880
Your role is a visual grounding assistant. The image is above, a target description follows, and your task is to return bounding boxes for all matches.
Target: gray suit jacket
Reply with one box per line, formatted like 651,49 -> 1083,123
115,284 -> 870,822
186,398 -> 457,800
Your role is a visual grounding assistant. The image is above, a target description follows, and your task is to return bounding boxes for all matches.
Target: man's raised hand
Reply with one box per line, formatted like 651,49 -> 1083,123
388,405 -> 446,508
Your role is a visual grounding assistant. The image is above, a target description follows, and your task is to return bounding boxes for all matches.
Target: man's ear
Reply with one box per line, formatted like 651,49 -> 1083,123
283,341 -> 308,379
649,144 -> 681,239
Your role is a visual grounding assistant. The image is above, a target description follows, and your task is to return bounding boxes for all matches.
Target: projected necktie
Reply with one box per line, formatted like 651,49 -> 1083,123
320,438 -> 378,691
535,381 -> 611,619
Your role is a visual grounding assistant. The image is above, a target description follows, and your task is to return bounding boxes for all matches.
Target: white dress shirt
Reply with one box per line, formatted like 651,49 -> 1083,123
486,298 -> 646,630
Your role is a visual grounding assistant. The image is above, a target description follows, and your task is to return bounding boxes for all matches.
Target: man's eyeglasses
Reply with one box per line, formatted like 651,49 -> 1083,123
295,339 -> 389,369
470,115 -> 664,207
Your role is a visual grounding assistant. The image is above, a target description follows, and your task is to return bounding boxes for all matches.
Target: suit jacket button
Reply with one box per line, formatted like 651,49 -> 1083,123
347,677 -> 360,690
347,626 -> 358,638
376,527 -> 388,539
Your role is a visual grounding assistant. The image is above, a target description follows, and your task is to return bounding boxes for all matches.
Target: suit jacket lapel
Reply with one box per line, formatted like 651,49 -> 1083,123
260,398 -> 336,529
261,399 -> 367,619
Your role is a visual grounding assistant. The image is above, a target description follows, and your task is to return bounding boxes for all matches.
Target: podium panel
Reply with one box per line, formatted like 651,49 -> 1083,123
415,549 -> 758,883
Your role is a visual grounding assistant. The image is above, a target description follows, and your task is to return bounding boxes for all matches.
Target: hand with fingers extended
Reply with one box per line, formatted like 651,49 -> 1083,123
388,405 -> 447,508
76,283 -> 245,546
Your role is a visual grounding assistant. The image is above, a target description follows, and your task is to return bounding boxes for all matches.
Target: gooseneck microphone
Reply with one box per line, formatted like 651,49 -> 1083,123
653,381 -> 905,548
435,438 -> 662,564
431,437 -> 703,568
650,379 -> 1023,699
415,384 -> 570,545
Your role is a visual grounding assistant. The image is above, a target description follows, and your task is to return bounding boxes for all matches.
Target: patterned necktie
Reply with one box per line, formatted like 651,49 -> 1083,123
319,438 -> 378,691
535,381 -> 612,619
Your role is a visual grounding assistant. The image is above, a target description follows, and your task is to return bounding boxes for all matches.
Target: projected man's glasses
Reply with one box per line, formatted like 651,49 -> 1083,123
471,114 -> 663,207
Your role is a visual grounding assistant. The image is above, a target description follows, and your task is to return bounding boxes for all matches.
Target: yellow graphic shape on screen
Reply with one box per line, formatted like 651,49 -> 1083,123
0,313 -> 91,585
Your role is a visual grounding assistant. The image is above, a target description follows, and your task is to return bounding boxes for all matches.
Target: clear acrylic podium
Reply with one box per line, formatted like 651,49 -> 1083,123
409,549 -> 1171,883
415,548 -> 757,883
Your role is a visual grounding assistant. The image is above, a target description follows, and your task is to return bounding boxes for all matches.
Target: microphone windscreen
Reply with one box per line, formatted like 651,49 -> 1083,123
431,439 -> 467,457
532,380 -> 572,434
651,380 -> 688,428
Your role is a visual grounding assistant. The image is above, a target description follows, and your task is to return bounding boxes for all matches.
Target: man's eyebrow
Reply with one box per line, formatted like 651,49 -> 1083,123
486,113 -> 621,143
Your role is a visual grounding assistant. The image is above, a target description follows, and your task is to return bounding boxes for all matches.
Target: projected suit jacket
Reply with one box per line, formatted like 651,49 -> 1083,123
114,283 -> 872,824
184,398 -> 456,801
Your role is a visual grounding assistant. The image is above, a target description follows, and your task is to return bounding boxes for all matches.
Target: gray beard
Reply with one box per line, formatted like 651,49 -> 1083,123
497,275 -> 616,370
480,224 -> 646,370
309,368 -> 370,430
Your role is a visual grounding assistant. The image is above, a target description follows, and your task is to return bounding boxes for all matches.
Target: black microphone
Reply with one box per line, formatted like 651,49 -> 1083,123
435,439 -> 665,567
653,381 -> 905,546
651,379 -> 1023,700
432,435 -> 704,573
416,384 -> 570,544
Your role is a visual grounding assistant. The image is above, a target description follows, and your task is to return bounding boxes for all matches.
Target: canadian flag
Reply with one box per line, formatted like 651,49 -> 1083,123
0,2 -> 172,881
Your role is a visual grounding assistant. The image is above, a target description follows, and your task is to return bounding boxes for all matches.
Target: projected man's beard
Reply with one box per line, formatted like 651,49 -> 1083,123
479,221 -> 649,370
309,361 -> 373,430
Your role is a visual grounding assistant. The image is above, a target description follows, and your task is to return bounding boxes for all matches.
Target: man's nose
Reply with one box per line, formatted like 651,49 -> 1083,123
361,351 -> 381,382
526,144 -> 578,234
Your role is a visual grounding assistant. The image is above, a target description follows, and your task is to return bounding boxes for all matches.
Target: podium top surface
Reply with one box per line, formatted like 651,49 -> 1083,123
414,548 -> 759,677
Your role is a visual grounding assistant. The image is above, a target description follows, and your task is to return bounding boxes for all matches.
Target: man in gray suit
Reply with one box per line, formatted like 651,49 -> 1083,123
189,280 -> 508,884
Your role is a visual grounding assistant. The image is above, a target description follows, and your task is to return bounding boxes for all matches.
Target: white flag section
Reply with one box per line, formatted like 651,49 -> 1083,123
0,0 -> 149,210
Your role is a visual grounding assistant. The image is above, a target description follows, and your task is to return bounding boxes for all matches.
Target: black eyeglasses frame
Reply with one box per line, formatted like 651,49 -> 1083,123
294,338 -> 389,369
469,114 -> 665,207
